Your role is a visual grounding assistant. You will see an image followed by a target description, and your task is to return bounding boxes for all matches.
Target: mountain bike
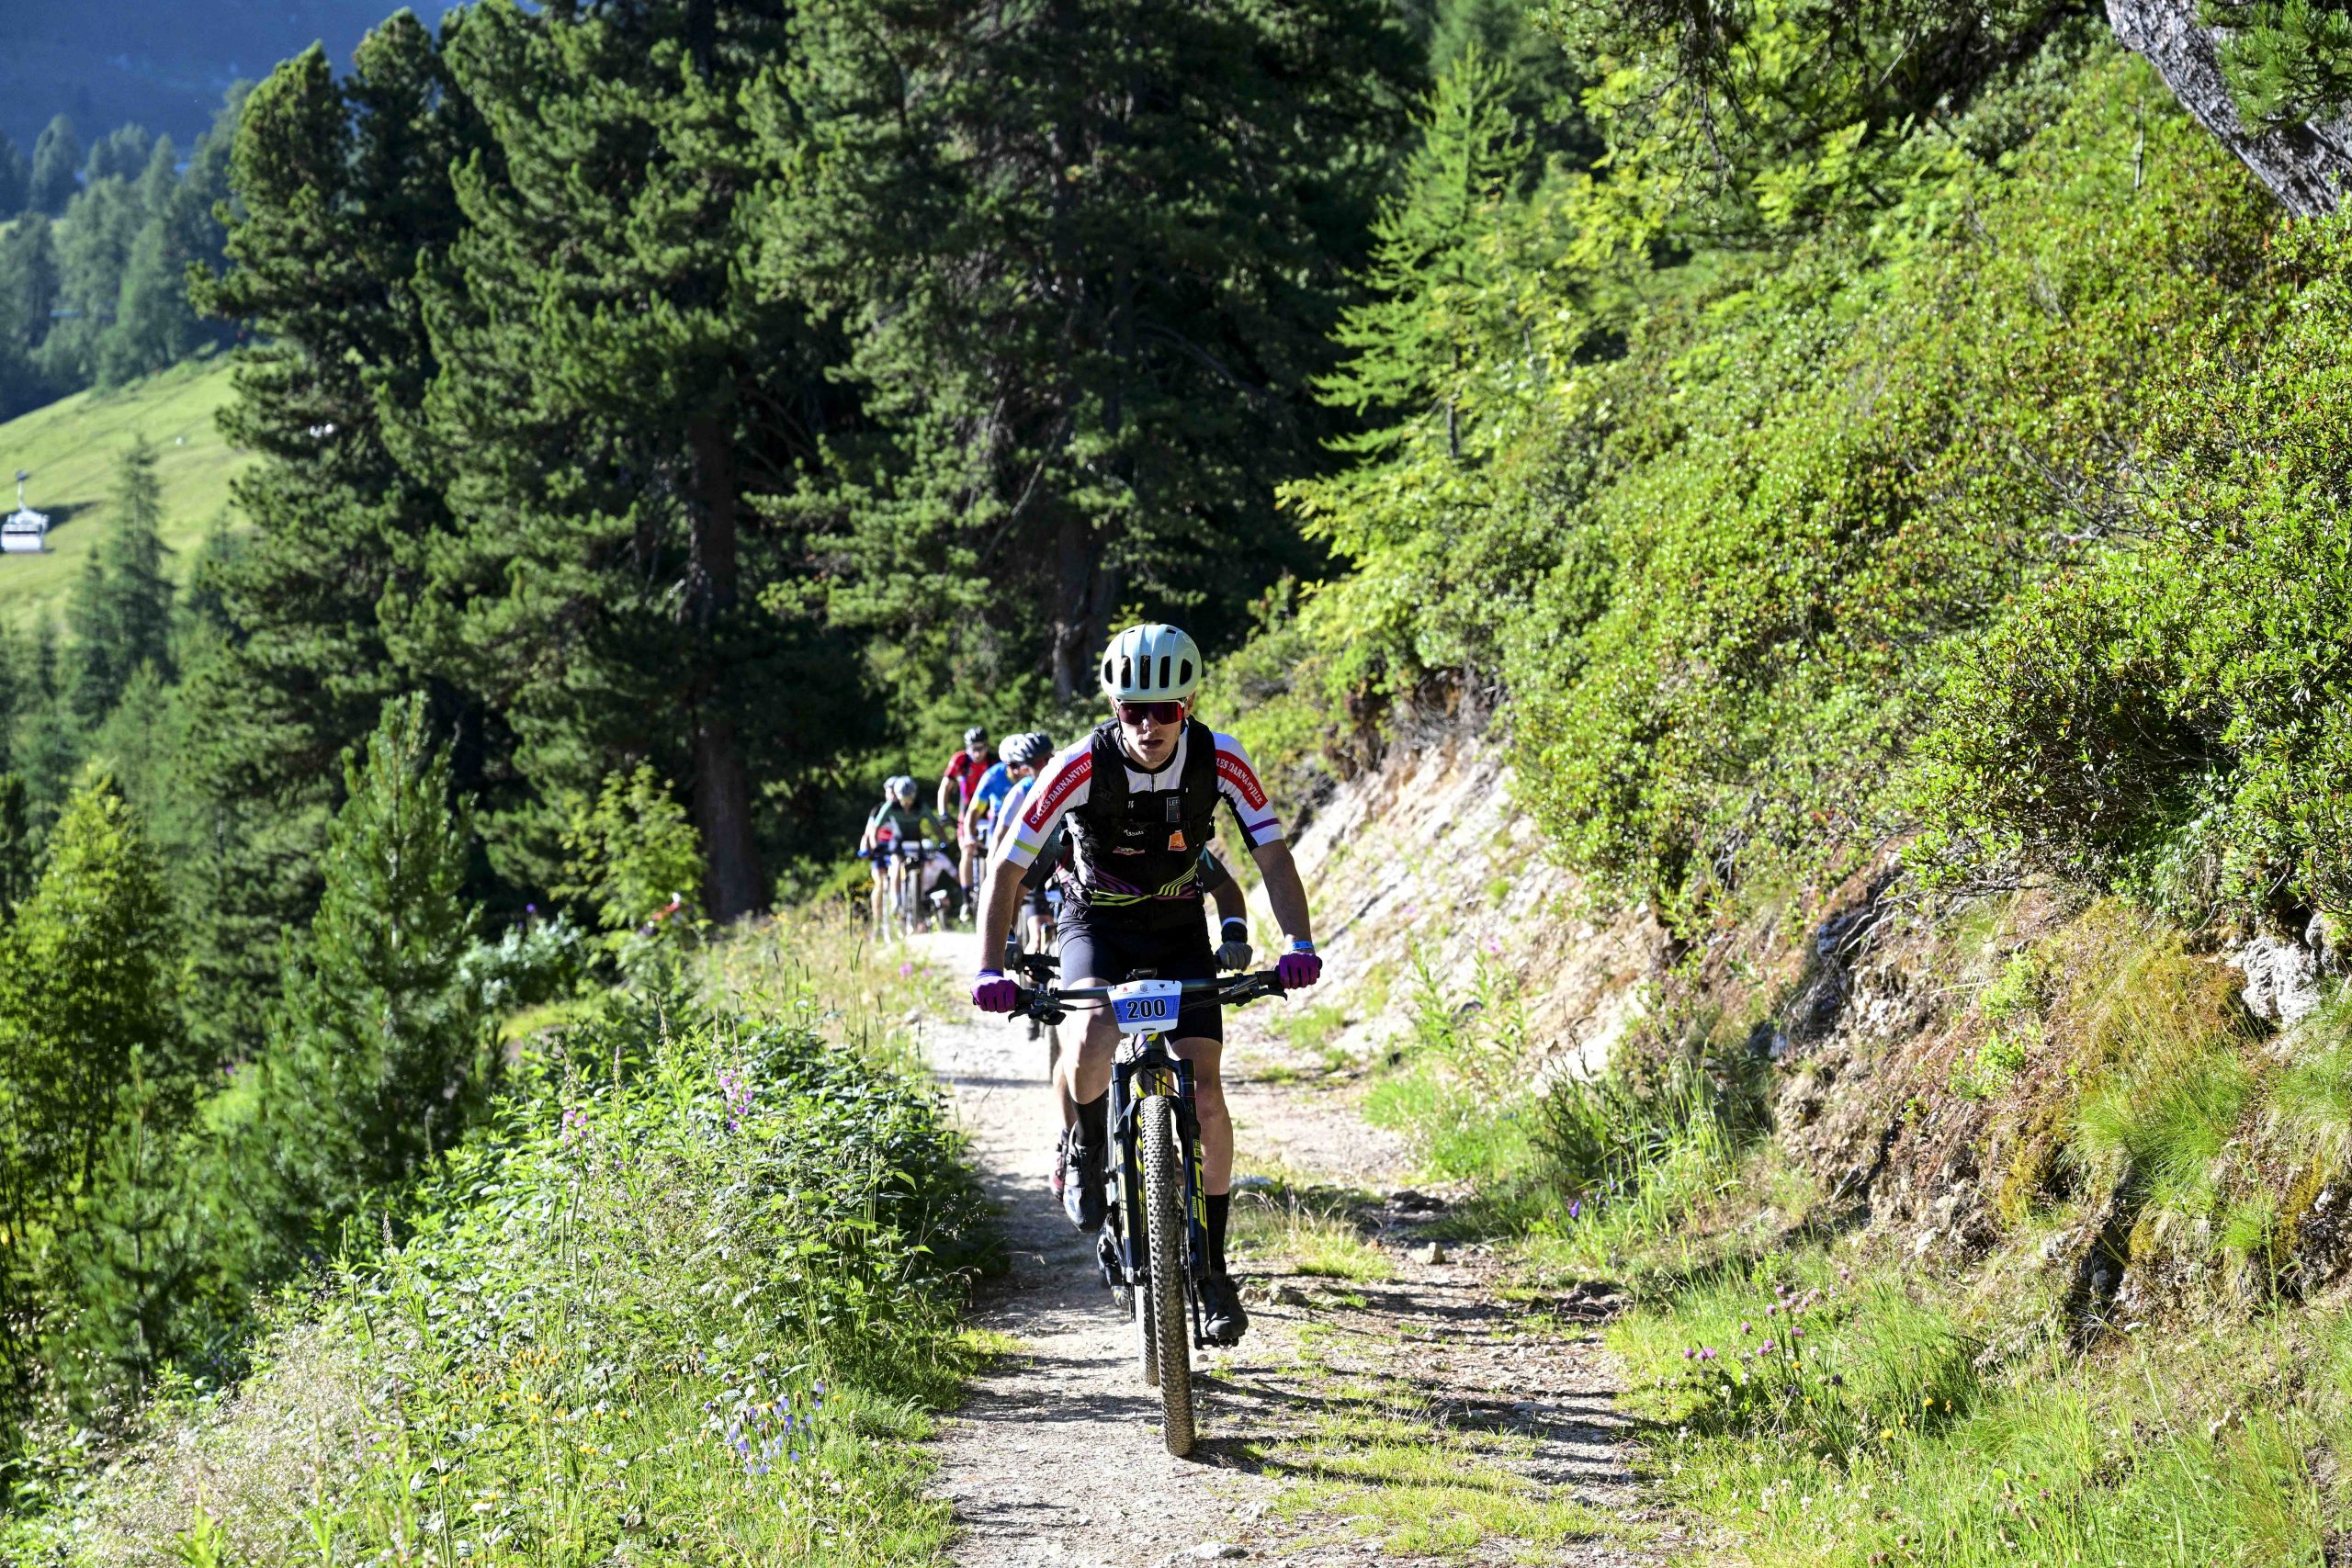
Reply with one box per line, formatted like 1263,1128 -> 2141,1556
1013,968 -> 1290,1458
890,839 -> 956,936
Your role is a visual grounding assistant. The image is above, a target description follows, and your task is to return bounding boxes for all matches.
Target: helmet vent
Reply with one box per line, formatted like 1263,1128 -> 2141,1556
1158,655 -> 1170,690
1179,658 -> 1193,688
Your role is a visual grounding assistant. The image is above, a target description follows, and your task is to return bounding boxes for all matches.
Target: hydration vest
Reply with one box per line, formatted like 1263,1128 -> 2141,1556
1053,719 -> 1223,927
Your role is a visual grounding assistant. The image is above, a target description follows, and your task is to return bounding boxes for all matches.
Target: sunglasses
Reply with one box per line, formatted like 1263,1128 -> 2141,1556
1116,700 -> 1185,726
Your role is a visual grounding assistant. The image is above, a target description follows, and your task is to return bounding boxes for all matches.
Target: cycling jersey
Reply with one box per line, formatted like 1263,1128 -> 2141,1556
965,761 -> 1016,836
993,775 -> 1035,855
941,747 -> 992,809
865,802 -> 944,850
1001,722 -> 1280,931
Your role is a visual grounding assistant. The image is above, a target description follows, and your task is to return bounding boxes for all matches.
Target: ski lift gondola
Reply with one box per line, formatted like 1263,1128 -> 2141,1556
5,471 -> 51,554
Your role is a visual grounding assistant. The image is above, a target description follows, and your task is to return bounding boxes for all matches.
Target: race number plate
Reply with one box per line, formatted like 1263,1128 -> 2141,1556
1107,978 -> 1186,1035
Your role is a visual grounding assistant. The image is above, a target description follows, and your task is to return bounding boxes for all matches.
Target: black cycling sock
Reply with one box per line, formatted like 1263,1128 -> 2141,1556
1075,1093 -> 1108,1154
1206,1192 -> 1231,1276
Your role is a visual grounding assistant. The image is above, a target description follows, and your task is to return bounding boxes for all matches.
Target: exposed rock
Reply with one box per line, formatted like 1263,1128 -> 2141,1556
1416,1242 -> 1448,1266
2230,932 -> 2324,1025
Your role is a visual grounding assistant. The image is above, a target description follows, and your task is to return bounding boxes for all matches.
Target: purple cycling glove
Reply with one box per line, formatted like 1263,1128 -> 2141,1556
1276,945 -> 1322,990
972,970 -> 1020,1013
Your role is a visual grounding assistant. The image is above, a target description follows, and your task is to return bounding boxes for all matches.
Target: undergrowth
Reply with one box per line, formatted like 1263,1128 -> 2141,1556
3,914 -> 991,1566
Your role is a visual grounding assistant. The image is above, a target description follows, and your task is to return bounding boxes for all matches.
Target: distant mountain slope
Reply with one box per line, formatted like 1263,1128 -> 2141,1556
1,0 -> 460,155
0,354 -> 248,628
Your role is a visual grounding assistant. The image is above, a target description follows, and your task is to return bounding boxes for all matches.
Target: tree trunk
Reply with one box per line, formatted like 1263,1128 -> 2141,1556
684,411 -> 765,920
692,715 -> 763,919
1051,509 -> 1088,704
2107,0 -> 2352,215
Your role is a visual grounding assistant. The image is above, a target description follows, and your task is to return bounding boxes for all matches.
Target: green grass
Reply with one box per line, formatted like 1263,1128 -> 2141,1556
1228,1190 -> 1391,1281
0,355 -> 250,629
1609,1248 -> 2346,1567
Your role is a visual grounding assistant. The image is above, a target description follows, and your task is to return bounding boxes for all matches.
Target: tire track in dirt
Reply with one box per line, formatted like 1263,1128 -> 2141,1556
904,932 -> 1675,1567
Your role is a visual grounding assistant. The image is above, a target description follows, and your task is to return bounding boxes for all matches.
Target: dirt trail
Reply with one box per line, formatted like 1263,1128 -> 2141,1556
904,932 -> 1673,1567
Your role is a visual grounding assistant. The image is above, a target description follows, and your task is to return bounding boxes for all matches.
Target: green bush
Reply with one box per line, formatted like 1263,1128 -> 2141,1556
6,989 -> 991,1563
1913,219 -> 2352,918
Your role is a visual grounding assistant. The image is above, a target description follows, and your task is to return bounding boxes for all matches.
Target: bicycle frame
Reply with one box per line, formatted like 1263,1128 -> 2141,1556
1110,1035 -> 1210,1347
1015,970 -> 1287,1351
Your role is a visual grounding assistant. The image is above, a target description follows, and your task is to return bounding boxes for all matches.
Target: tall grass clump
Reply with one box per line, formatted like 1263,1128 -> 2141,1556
1362,937 -> 1542,1184
3,977 -> 990,1566
1611,1251 -> 2348,1568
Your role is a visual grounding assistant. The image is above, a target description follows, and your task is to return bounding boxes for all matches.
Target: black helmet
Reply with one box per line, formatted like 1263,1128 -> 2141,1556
963,725 -> 988,748
1006,731 -> 1054,768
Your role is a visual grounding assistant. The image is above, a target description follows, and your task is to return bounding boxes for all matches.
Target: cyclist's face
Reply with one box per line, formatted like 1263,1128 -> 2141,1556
1117,698 -> 1184,765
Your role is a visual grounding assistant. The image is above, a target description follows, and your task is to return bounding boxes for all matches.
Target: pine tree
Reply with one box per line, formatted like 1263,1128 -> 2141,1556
249,694 -> 486,1247
38,174 -> 146,388
415,0 -> 868,917
768,0 -> 1419,698
82,125 -> 153,186
28,116 -> 80,215
0,773 -> 187,1263
0,776 -> 31,914
1318,46 -> 1530,448
186,22 -> 483,1051
0,134 -> 28,217
48,1048 -> 204,1416
67,435 -> 175,728
0,215 -> 60,417
2211,0 -> 2352,123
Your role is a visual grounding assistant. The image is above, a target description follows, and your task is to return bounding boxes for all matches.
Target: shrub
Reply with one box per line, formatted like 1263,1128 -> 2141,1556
1913,219 -> 2352,919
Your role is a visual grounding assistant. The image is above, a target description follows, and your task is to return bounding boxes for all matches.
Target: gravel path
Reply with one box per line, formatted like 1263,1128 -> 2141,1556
904,933 -> 1674,1568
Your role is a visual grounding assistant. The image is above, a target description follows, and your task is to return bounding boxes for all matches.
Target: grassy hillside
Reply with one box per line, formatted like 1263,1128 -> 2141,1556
0,355 -> 249,630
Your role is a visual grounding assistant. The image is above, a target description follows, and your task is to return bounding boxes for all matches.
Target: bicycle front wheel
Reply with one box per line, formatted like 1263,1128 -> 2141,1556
1139,1094 -> 1195,1456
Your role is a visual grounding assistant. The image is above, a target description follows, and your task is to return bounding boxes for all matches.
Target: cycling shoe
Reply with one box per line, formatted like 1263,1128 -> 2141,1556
1060,1131 -> 1106,1232
1095,1225 -> 1123,1291
1200,1273 -> 1250,1346
1049,1129 -> 1069,1202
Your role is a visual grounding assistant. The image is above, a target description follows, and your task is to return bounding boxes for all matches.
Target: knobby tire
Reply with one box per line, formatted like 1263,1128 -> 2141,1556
1139,1094 -> 1194,1456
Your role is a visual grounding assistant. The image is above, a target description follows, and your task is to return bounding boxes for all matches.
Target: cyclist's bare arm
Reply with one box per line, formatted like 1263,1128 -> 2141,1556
976,852 -> 1026,971
1250,839 -> 1315,947
1206,855 -> 1248,927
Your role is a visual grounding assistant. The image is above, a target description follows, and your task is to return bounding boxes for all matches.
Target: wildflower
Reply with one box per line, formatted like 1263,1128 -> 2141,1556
1740,1321 -> 1752,1335
1568,1200 -> 1582,1220
1682,1348 -> 1694,1360
1759,1339 -> 1775,1355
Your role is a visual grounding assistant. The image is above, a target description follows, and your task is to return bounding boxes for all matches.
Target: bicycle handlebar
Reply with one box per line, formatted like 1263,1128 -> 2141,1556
1012,968 -> 1288,1023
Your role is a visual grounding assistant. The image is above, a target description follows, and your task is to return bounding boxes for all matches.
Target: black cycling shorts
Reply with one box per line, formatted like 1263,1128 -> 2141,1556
1056,915 -> 1222,1043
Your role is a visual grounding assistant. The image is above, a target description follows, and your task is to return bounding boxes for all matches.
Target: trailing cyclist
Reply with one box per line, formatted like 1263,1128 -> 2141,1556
859,775 -> 949,938
969,623 -> 1322,1347
938,726 -> 995,909
958,734 -> 1030,921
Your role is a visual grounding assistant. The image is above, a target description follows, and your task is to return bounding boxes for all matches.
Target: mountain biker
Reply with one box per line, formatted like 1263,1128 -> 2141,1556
1041,843 -> 1252,1200
969,623 -> 1322,1348
959,734 -> 1027,911
859,776 -> 947,937
990,732 -> 1060,957
939,727 -> 994,907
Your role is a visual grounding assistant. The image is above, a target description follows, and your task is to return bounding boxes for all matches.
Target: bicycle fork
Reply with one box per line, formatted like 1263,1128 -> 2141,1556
1110,1047 -> 1212,1347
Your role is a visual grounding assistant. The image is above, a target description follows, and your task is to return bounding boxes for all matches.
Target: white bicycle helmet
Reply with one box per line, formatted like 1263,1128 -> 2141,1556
1099,623 -> 1203,705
